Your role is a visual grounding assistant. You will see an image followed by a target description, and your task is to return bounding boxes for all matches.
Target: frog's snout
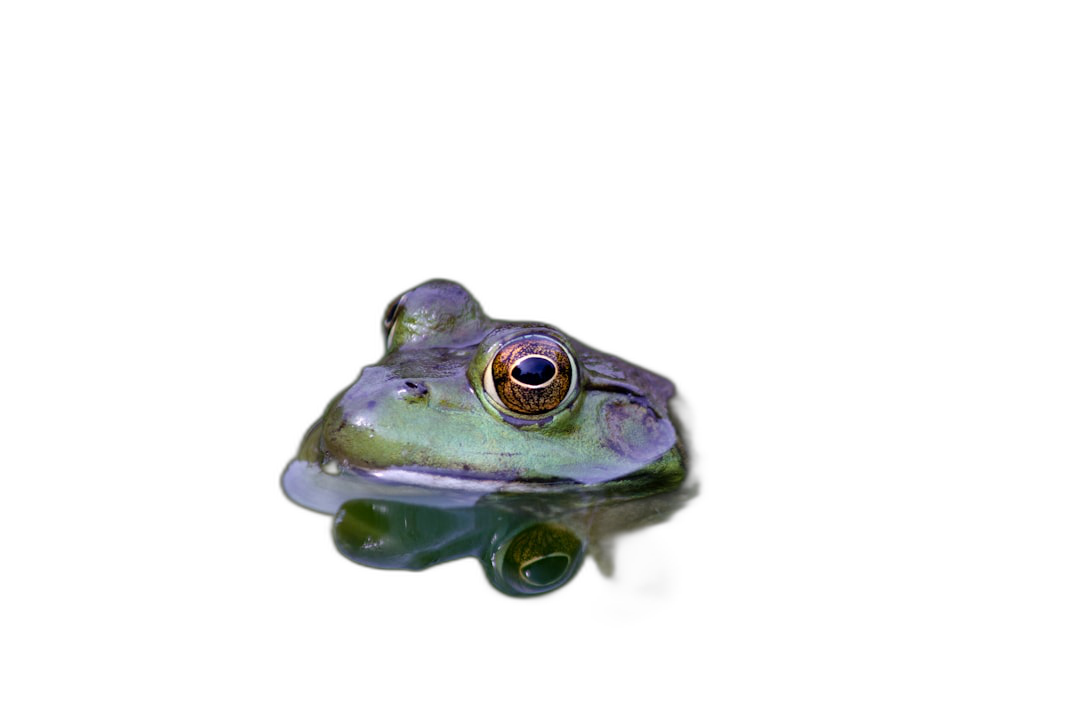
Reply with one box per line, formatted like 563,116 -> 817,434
323,371 -> 437,469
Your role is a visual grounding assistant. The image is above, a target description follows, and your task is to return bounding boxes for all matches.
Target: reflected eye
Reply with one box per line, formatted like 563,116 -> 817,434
483,335 -> 576,416
382,293 -> 407,348
496,526 -> 583,595
493,522 -> 585,596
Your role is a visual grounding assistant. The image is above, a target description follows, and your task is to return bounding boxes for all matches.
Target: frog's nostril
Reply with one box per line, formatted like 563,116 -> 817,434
398,380 -> 429,402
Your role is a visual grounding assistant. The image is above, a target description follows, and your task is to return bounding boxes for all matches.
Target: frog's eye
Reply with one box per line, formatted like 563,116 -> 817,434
382,293 -> 407,349
483,335 -> 576,416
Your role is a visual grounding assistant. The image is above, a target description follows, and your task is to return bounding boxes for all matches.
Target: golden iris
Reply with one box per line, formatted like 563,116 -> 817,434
485,335 -> 574,415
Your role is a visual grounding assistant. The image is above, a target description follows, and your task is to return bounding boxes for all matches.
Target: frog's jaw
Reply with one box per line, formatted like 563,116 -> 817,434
316,359 -> 683,486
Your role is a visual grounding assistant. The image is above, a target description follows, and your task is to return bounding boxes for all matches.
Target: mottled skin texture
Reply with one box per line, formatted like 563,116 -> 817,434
299,279 -> 685,485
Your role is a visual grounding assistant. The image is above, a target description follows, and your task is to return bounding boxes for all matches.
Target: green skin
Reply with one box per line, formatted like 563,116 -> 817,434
295,279 -> 685,487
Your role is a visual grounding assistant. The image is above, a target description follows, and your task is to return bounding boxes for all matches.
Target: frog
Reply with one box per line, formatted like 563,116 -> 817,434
284,279 -> 685,501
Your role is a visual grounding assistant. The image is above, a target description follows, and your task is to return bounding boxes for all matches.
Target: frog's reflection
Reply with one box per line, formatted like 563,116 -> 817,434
333,498 -> 593,596
284,460 -> 692,597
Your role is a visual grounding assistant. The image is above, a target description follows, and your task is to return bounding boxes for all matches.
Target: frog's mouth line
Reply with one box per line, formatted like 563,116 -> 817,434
368,466 -> 578,490
326,455 -> 581,489
287,459 -> 587,515
282,456 -> 683,517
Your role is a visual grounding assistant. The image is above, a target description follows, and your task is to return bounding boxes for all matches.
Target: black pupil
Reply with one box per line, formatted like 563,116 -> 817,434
512,356 -> 556,386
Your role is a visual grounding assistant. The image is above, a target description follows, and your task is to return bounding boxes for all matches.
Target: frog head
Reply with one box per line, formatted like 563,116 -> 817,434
301,280 -> 684,487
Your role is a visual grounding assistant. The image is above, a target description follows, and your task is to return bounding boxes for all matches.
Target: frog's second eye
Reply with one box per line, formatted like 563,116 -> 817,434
382,293 -> 407,348
484,335 -> 576,416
